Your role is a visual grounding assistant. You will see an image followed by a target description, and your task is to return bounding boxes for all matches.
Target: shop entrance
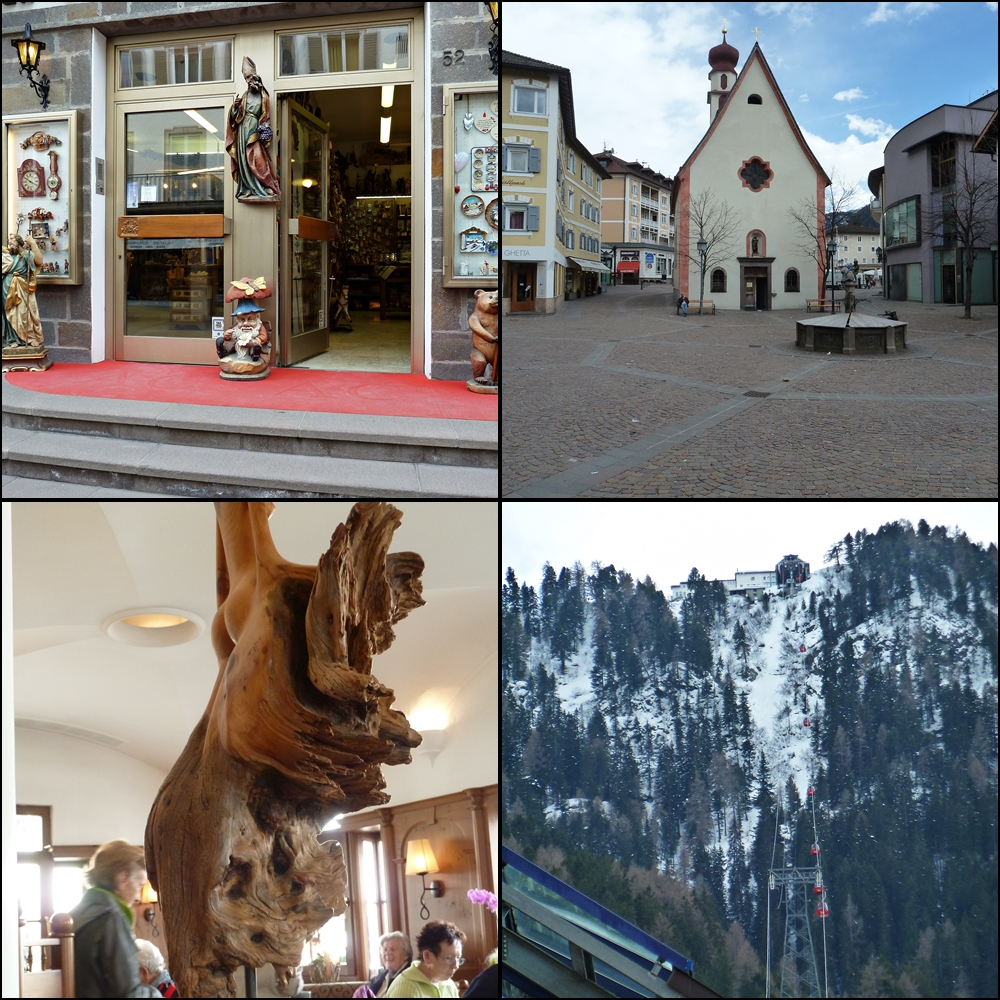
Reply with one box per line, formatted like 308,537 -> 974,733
279,86 -> 411,371
511,264 -> 535,311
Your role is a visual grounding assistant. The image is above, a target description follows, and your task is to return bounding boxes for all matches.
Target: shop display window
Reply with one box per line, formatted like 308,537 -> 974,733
119,40 -> 233,88
125,238 -> 224,338
278,24 -> 409,76
3,110 -> 82,284
442,86 -> 498,287
125,108 -> 226,214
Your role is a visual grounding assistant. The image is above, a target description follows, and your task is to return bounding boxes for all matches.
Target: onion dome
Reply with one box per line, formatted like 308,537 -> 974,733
709,30 -> 739,73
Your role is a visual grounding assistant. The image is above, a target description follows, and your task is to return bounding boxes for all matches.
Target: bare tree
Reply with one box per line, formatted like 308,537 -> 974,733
787,168 -> 859,282
919,126 -> 999,319
684,189 -> 742,304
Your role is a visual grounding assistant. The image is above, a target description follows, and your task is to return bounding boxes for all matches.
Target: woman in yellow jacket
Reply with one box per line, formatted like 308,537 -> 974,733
384,921 -> 466,999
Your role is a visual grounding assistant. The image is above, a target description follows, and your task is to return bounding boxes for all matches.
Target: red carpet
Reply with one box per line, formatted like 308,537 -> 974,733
5,361 -> 497,421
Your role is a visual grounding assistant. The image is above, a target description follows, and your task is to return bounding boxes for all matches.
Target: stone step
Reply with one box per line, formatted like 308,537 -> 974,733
2,380 -> 498,498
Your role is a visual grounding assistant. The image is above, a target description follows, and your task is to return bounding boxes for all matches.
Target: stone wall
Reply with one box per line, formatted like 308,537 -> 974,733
2,23 -> 94,363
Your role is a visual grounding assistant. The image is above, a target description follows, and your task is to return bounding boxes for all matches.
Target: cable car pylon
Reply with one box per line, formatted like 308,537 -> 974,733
765,731 -> 830,996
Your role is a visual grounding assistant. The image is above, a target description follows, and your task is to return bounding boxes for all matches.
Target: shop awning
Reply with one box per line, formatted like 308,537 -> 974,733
566,257 -> 611,273
617,261 -> 640,272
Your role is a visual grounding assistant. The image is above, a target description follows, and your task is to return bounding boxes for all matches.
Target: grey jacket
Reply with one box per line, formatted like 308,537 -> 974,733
69,888 -> 159,998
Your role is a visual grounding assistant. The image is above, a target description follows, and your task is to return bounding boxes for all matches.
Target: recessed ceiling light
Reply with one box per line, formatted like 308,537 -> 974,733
120,613 -> 188,628
102,608 -> 204,647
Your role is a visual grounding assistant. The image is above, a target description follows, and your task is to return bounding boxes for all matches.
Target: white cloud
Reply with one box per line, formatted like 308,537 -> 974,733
754,2 -> 818,26
865,1 -> 940,23
799,94 -> 809,102
504,2 -> 725,177
846,114 -> 896,140
803,124 -> 896,208
833,88 -> 867,102
987,1 -> 998,10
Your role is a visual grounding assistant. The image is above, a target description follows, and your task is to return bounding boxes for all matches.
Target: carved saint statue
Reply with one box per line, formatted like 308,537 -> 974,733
226,56 -> 281,202
2,233 -> 44,349
751,234 -> 760,256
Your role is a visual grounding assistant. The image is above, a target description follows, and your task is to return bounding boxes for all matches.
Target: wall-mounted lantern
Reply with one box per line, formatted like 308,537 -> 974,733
11,24 -> 51,109
485,2 -> 498,76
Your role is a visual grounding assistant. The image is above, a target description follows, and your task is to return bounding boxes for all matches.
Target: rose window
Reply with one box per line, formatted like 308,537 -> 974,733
739,158 -> 773,191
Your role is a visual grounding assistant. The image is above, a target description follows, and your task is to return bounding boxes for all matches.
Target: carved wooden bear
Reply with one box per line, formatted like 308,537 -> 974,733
468,288 -> 499,386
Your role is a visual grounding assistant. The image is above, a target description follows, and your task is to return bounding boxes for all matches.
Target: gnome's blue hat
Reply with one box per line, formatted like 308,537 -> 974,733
232,299 -> 264,316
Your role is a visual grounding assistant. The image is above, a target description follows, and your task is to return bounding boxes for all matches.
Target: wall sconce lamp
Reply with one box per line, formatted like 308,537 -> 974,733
11,25 -> 51,110
405,839 -> 443,920
140,881 -> 161,938
484,3 -> 498,77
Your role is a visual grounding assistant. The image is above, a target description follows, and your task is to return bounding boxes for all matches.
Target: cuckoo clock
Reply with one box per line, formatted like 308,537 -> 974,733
18,158 -> 46,197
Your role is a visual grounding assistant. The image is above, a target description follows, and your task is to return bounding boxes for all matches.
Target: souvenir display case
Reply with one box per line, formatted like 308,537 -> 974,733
2,110 -> 83,284
442,84 -> 498,288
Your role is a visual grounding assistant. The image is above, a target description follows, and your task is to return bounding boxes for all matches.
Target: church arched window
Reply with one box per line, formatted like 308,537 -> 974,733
711,269 -> 727,293
785,269 -> 800,292
748,94 -> 762,104
721,74 -> 728,90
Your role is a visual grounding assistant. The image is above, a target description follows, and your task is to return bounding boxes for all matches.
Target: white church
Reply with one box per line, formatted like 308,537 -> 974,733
673,29 -> 830,311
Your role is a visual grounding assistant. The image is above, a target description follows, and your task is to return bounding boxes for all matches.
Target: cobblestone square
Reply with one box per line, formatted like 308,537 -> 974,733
502,285 -> 998,497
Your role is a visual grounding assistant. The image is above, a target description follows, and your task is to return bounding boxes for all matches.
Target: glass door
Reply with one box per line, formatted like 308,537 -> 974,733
279,99 -> 330,365
115,104 -> 232,362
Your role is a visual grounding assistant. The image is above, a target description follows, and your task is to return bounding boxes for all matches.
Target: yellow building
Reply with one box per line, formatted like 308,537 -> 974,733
501,51 -> 610,314
594,152 -> 674,284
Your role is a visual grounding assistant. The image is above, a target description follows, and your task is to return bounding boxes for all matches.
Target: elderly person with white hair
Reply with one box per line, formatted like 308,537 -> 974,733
135,940 -> 178,998
352,932 -> 411,998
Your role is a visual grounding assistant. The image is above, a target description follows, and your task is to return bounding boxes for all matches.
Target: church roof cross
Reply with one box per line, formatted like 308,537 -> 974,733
752,26 -> 761,42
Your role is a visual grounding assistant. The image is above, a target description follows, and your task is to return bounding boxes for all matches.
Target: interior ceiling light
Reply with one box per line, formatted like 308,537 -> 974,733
103,608 -> 204,647
381,84 -> 394,108
183,108 -> 219,134
380,116 -> 391,144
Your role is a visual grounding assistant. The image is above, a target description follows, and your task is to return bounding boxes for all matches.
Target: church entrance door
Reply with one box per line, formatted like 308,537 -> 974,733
741,264 -> 770,310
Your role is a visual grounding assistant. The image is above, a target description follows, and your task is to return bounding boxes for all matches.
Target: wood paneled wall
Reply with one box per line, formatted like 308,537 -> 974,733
339,784 -> 498,982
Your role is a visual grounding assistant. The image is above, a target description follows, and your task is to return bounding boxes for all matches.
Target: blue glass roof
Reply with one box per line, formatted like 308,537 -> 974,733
502,845 -> 694,998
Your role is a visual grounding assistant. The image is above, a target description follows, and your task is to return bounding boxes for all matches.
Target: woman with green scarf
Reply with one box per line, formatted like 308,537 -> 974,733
70,841 -> 159,998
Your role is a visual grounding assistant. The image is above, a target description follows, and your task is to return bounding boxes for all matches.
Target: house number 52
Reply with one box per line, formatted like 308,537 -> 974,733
442,49 -> 464,66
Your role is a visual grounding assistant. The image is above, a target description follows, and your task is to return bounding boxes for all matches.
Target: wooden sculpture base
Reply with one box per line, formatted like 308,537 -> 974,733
3,347 -> 52,372
146,502 -> 424,997
466,377 -> 498,393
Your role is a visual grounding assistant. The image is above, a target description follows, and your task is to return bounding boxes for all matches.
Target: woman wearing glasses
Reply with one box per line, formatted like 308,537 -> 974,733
384,921 -> 466,998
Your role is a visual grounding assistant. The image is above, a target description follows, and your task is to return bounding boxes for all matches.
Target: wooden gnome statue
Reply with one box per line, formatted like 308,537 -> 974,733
217,276 -> 272,380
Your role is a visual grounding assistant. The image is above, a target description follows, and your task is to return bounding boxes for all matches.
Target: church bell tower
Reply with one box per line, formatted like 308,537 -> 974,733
707,25 -> 739,122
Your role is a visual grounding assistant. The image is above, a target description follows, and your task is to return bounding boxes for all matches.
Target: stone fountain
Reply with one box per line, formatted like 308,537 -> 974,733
796,268 -> 907,354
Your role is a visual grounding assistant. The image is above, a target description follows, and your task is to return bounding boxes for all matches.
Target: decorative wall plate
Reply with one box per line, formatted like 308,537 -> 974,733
474,113 -> 495,134
460,195 -> 485,217
486,198 -> 498,229
490,99 -> 498,115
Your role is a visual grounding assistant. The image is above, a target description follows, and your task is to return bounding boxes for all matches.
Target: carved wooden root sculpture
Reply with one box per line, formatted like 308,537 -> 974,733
145,502 -> 424,998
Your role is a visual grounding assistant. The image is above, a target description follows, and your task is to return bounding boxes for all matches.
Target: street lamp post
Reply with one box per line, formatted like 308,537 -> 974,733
697,237 -> 707,316
826,239 -> 836,313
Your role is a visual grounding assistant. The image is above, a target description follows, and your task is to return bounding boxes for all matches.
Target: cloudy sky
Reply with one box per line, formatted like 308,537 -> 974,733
504,1 -> 999,206
502,502 -> 998,593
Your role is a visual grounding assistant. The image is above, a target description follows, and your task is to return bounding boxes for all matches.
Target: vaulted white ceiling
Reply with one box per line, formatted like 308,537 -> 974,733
11,502 -> 498,806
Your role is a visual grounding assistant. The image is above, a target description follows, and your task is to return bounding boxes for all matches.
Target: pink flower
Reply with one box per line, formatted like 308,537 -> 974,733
467,888 -> 497,914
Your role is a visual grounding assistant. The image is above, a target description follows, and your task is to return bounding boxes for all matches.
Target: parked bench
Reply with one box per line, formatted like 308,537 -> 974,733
806,299 -> 841,313
679,299 -> 716,315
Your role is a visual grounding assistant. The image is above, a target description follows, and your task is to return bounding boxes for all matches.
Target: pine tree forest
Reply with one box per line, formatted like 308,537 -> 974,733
502,520 -> 998,998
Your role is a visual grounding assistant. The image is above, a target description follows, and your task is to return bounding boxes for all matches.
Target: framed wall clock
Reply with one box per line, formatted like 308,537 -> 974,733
18,158 -> 45,197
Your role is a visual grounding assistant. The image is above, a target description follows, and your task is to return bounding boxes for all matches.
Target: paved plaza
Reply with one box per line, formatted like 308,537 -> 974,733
502,284 -> 998,497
